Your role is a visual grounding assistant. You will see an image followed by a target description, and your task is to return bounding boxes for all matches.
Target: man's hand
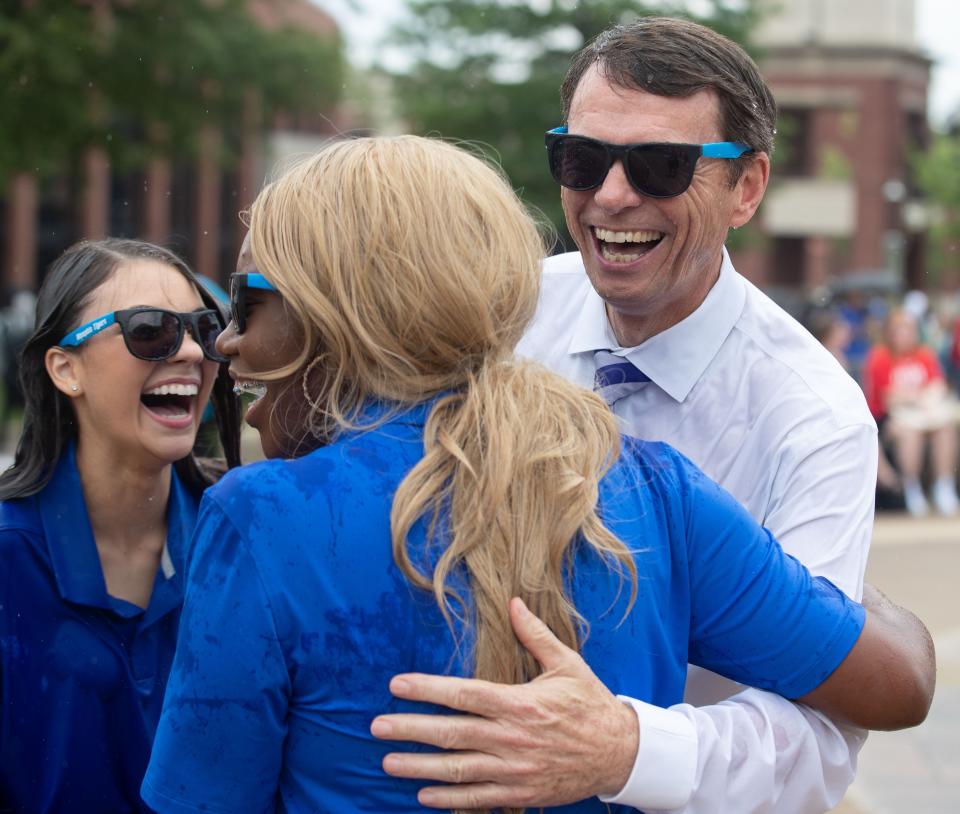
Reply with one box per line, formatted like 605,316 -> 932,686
369,597 -> 639,810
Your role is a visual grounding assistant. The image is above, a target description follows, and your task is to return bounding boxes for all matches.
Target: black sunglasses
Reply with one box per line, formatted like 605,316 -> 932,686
229,272 -> 277,334
545,127 -> 752,199
60,307 -> 227,363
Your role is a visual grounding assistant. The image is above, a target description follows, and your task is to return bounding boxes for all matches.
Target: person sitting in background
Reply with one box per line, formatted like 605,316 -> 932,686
0,239 -> 241,813
808,308 -> 902,502
808,307 -> 854,368
947,302 -> 960,390
864,307 -> 960,517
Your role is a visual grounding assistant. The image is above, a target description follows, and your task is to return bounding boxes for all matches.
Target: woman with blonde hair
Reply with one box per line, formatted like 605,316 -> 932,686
144,137 -> 923,813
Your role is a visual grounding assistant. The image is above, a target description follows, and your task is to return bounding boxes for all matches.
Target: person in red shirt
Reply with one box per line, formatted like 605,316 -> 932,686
864,308 -> 960,516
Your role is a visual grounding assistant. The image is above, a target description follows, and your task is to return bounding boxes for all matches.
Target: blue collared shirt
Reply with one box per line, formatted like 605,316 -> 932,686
143,400 -> 864,814
0,445 -> 198,813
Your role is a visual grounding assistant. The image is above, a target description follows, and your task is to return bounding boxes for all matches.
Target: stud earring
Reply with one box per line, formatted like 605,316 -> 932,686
70,385 -> 79,392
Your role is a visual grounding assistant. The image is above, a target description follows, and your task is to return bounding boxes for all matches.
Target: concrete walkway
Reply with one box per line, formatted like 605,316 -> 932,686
833,513 -> 960,814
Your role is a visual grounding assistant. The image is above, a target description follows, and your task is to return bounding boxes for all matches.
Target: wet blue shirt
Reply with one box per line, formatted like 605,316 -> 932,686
0,445 -> 198,813
143,402 -> 864,814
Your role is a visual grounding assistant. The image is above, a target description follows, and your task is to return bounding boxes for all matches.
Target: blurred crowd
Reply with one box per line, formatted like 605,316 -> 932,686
807,283 -> 960,517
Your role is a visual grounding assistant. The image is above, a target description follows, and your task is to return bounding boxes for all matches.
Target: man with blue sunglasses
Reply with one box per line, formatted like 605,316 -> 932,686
375,15 -> 935,814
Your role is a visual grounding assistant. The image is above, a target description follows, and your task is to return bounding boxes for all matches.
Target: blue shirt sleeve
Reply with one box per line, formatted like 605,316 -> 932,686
665,444 -> 865,698
141,496 -> 289,814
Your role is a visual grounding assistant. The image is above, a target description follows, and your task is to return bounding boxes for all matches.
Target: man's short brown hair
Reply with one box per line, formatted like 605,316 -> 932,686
560,17 -> 777,182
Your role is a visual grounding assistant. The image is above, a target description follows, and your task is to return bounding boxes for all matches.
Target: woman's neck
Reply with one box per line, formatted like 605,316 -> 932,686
75,440 -> 171,555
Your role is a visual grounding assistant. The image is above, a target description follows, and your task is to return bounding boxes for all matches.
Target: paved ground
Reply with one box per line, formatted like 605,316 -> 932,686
832,513 -> 960,814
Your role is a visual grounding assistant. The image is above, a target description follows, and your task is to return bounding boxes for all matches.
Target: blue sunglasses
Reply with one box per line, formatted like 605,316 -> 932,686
229,272 -> 277,334
59,307 -> 227,362
545,126 -> 752,198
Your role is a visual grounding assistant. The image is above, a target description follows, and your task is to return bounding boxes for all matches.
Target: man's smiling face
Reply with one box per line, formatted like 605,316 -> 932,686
561,65 -> 763,345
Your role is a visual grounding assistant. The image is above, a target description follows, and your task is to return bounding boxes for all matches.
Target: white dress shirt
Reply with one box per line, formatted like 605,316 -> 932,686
517,249 -> 878,813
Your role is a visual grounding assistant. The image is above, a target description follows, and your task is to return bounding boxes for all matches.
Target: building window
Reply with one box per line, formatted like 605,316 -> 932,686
905,111 -> 928,195
770,236 -> 806,287
776,108 -> 812,177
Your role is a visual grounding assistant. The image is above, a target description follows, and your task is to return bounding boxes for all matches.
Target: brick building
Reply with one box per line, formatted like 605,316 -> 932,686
731,0 -> 932,303
0,0 -> 344,297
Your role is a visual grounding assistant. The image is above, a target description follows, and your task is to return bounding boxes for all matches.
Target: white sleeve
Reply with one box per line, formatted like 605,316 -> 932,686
599,694 -> 865,813
628,694 -> 865,814
603,422 -> 877,813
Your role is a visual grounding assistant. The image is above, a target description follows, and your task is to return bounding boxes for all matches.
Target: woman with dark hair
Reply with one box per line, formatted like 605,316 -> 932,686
0,239 -> 241,813
145,138 -> 927,814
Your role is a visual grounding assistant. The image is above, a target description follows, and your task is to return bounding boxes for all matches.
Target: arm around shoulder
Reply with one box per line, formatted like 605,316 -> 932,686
799,583 -> 935,730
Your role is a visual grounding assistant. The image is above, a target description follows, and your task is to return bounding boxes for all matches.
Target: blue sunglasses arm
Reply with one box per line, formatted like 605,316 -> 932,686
548,128 -> 750,158
59,312 -> 118,347
246,273 -> 277,292
701,142 -> 752,158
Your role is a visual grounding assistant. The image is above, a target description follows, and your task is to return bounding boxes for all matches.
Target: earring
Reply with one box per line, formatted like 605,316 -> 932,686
232,384 -> 243,396
301,356 -> 325,412
70,385 -> 79,392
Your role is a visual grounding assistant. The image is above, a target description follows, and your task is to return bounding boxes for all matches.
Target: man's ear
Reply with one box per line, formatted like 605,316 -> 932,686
730,152 -> 770,229
45,346 -> 82,397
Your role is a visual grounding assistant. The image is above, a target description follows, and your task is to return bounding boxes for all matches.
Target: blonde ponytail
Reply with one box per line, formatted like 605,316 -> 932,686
392,359 -> 637,686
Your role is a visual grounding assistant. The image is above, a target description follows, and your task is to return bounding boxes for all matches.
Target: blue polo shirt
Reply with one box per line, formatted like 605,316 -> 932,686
143,400 -> 864,814
0,445 -> 198,813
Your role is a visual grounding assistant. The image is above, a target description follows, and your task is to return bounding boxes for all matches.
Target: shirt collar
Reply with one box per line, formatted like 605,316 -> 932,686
39,443 -> 197,618
333,396 -> 452,443
567,247 -> 746,402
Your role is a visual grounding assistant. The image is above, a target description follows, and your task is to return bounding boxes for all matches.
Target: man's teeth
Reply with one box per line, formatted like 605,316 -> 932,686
144,383 -> 198,396
594,227 -> 663,244
594,227 -> 663,263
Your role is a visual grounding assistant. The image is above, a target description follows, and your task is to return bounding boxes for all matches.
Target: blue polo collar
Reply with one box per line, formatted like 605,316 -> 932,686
38,443 -> 197,624
333,396 -> 449,442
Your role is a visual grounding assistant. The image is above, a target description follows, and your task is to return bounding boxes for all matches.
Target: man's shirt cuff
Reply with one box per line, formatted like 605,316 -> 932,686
597,696 -> 698,810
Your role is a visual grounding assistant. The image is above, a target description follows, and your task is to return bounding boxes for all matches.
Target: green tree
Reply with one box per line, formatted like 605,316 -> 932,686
914,131 -> 960,279
0,0 -> 344,183
382,0 -> 759,242
0,1 -> 100,178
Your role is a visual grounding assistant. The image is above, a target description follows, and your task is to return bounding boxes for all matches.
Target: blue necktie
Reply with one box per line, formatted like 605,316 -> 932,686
593,350 -> 650,407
